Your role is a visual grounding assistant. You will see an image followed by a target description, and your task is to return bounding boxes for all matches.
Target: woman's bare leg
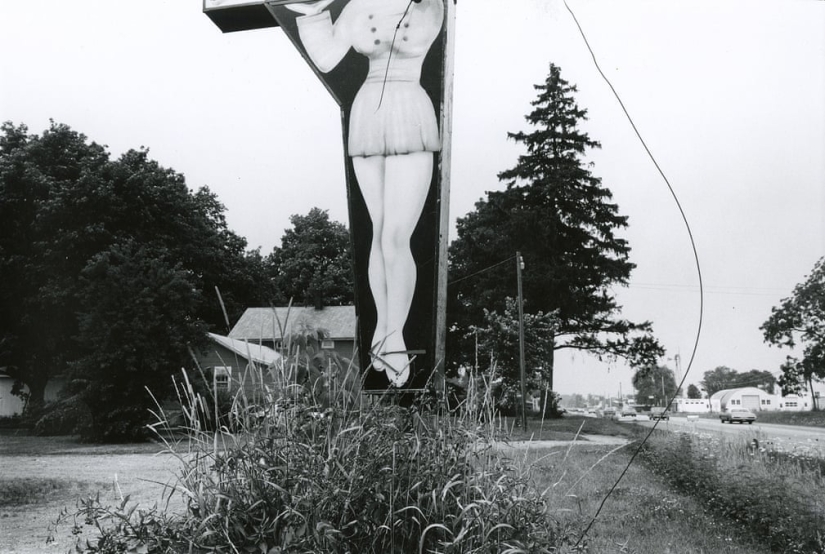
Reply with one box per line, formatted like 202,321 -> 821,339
379,151 -> 433,386
352,155 -> 388,370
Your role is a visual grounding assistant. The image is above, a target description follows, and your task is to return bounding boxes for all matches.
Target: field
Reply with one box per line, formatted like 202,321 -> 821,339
1,417 -> 802,554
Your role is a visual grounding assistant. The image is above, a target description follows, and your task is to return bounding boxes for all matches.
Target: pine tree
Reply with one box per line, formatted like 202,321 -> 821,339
448,64 -> 662,389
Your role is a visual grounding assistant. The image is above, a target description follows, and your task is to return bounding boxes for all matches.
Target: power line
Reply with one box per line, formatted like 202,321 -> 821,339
447,256 -> 517,287
562,0 -> 705,545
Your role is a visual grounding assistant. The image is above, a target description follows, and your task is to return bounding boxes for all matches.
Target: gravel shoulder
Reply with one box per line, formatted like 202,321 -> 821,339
1,436 -> 183,554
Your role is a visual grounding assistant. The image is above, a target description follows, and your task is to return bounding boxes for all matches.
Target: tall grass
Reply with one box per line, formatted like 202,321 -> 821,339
53,319 -> 578,553
640,429 -> 825,553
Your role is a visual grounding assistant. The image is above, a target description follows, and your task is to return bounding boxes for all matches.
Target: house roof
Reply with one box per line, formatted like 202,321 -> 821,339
207,333 -> 282,366
228,306 -> 356,342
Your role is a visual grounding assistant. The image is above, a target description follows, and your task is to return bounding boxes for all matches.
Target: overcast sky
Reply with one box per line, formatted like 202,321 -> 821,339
2,0 -> 823,396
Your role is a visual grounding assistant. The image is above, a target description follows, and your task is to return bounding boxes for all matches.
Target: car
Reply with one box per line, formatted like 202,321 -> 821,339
650,407 -> 670,421
613,411 -> 638,422
720,408 -> 756,424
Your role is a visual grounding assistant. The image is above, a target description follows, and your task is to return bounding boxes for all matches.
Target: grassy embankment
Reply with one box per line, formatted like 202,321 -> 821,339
2,413 -> 822,553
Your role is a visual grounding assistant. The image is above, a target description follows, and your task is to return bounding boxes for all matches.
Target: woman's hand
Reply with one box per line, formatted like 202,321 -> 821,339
282,0 -> 335,16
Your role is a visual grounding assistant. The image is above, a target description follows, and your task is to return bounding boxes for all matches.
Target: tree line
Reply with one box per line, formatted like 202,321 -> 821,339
0,122 -> 352,439
3,63 -> 821,439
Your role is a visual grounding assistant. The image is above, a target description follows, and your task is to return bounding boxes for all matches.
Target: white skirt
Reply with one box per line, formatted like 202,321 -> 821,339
348,80 -> 441,157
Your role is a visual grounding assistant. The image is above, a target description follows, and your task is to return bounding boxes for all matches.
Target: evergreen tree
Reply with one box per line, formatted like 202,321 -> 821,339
448,64 -> 662,389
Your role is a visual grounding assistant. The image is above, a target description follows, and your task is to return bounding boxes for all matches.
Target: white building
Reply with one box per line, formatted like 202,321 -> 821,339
0,372 -> 25,417
710,386 -> 821,412
710,387 -> 776,413
674,397 -> 711,413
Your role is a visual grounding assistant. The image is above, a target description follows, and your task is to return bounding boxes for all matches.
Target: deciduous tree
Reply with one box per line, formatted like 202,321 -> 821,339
632,365 -> 677,407
762,258 -> 825,409
271,208 -> 354,307
0,121 -> 276,438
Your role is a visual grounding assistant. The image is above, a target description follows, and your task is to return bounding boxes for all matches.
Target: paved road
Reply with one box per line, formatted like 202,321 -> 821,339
637,415 -> 825,455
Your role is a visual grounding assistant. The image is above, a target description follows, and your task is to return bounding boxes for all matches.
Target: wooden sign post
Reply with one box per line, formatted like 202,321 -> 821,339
204,0 -> 455,392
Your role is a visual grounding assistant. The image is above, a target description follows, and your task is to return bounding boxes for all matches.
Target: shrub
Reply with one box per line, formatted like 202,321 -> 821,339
54,348 -> 577,553
31,395 -> 91,437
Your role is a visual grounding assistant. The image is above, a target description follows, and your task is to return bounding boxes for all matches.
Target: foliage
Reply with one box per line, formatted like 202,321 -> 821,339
270,207 -> 354,307
31,394 -> 91,437
0,121 -> 277,438
631,365 -> 677,407
473,297 -> 558,389
761,256 -> 825,408
52,344 -> 577,554
640,430 -> 825,554
686,383 -> 702,399
447,63 -> 662,389
700,366 -> 776,397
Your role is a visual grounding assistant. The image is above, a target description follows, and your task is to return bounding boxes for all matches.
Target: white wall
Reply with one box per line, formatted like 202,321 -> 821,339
0,378 -> 25,417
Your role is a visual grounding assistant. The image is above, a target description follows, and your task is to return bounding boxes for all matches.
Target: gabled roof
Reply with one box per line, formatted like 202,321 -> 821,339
228,306 -> 356,342
207,333 -> 282,366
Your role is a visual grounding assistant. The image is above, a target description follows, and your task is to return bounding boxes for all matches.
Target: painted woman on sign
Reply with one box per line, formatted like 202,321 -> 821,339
284,0 -> 444,387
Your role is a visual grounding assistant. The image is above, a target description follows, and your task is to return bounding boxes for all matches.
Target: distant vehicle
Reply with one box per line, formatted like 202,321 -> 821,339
720,409 -> 756,424
613,411 -> 638,422
650,407 -> 670,421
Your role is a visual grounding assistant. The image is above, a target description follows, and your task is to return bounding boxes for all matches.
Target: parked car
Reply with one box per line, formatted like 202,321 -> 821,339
720,408 -> 756,424
650,407 -> 670,421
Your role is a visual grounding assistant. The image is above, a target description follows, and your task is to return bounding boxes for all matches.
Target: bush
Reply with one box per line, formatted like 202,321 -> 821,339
31,396 -> 91,437
54,358 -> 578,553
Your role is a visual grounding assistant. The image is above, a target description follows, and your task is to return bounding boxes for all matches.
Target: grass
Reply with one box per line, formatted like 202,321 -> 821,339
524,442 -> 777,554
752,410 -> 825,427
0,478 -> 94,507
505,415 -> 641,442
2,420 -> 817,554
639,428 -> 825,553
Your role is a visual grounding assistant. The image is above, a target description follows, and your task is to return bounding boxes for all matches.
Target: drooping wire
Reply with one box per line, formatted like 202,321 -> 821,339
561,0 -> 705,545
447,256 -> 517,288
376,0 -> 417,111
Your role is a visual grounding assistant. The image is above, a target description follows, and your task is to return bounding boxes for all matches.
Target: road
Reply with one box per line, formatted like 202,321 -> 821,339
637,415 -> 825,456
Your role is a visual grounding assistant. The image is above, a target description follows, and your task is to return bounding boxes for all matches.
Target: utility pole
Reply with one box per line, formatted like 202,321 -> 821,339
516,252 -> 527,431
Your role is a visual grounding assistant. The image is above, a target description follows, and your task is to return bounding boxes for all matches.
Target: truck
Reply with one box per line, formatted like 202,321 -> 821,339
650,407 -> 670,421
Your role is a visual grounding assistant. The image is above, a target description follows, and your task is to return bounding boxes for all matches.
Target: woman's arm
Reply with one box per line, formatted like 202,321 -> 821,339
293,6 -> 351,74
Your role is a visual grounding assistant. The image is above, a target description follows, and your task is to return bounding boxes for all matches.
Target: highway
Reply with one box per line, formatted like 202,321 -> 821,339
636,415 -> 825,456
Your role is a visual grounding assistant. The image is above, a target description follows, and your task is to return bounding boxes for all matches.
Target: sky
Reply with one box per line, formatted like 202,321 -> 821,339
1,0 -> 824,396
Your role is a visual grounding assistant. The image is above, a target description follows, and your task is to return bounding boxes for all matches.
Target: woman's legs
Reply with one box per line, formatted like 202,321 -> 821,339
353,151 -> 433,386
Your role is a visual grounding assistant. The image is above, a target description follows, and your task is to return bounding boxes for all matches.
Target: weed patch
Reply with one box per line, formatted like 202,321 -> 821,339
640,430 -> 825,553
51,348 -> 580,553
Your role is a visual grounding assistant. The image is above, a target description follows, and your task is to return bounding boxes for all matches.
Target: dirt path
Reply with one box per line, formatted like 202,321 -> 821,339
1,442 -> 183,554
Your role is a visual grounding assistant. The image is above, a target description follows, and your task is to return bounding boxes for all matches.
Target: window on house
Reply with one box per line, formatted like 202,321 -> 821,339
321,339 -> 335,350
213,366 -> 232,391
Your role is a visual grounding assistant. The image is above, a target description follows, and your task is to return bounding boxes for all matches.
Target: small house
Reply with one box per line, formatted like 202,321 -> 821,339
193,333 -> 282,398
229,306 -> 357,363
